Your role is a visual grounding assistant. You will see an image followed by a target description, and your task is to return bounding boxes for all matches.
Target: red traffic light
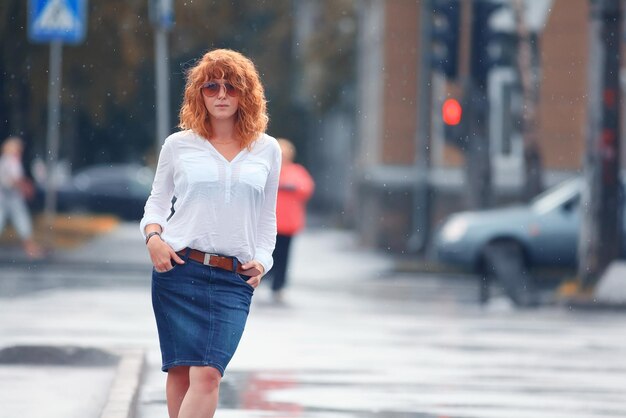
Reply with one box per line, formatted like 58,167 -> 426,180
442,98 -> 462,125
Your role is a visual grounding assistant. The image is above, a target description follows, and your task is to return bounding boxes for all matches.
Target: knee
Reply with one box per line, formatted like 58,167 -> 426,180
190,366 -> 221,393
168,366 -> 190,387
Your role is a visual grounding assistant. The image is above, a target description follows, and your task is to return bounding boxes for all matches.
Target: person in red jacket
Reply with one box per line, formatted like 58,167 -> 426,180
272,138 -> 315,303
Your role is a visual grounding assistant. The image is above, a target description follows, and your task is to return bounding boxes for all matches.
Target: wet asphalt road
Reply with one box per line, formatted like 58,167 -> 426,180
1,225 -> 626,417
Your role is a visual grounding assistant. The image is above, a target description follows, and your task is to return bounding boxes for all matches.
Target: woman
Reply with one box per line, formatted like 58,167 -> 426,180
0,136 -> 43,259
140,49 -> 280,418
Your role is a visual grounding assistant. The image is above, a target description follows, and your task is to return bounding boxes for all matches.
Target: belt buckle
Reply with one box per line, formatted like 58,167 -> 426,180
203,253 -> 218,266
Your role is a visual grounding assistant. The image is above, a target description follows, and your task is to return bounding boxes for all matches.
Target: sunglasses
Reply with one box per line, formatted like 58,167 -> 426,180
200,81 -> 238,97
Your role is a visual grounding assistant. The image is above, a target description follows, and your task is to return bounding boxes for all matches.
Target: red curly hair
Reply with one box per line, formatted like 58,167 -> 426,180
179,49 -> 268,148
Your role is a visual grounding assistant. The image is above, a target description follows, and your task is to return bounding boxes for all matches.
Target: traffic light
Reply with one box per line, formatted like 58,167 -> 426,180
431,0 -> 461,79
471,0 -> 517,86
442,98 -> 462,126
442,98 -> 467,148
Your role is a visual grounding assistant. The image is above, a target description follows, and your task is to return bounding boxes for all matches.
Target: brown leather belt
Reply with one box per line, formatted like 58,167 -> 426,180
177,248 -> 256,276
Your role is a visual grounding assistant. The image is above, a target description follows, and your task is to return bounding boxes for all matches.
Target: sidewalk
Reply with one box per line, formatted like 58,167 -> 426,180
0,213 -> 121,265
3,221 -> 626,417
0,219 -> 152,418
0,220 -> 397,418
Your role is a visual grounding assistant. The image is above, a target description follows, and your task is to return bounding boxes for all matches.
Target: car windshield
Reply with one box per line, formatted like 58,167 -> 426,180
530,177 -> 581,214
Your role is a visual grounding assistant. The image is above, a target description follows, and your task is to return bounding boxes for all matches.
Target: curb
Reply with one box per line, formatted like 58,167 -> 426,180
100,349 -> 146,418
393,257 -> 473,276
555,282 -> 626,310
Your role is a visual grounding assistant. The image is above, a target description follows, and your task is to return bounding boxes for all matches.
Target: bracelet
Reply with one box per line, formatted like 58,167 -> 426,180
145,231 -> 161,245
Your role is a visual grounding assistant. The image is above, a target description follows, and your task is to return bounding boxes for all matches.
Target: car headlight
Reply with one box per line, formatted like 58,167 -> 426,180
440,217 -> 468,243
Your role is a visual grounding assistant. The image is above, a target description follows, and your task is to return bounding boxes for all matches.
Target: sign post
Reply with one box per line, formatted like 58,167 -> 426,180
28,0 -> 87,245
150,0 -> 174,153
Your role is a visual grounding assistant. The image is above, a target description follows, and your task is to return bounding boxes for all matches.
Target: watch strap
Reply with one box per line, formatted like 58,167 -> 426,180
145,231 -> 161,245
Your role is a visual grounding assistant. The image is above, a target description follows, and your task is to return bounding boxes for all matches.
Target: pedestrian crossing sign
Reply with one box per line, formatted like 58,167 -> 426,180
28,0 -> 87,44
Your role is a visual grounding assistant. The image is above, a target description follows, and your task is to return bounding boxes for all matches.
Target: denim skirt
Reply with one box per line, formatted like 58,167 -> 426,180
151,257 -> 254,376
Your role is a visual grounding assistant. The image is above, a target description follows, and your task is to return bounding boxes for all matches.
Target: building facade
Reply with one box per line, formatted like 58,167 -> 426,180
354,0 -> 622,252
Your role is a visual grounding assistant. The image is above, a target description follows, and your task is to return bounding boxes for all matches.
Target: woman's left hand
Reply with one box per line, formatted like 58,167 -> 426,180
241,260 -> 265,288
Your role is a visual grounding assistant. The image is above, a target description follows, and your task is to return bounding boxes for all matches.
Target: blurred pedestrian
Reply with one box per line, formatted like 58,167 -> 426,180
0,136 -> 43,259
270,138 -> 314,304
140,49 -> 280,418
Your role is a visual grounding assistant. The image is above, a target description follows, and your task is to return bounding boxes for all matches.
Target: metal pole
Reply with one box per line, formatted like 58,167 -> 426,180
155,26 -> 170,151
44,40 -> 63,244
409,0 -> 433,253
467,1 -> 492,210
578,0 -> 622,289
513,0 -> 543,200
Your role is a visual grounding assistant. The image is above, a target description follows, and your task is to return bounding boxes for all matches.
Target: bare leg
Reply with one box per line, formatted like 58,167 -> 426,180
178,366 -> 222,418
23,239 -> 44,259
166,366 -> 190,418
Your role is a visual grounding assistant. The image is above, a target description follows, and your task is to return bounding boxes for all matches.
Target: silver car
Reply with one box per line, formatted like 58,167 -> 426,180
435,177 -> 625,276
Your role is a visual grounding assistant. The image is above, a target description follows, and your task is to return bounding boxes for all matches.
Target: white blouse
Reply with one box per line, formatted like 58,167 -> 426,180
140,130 -> 281,274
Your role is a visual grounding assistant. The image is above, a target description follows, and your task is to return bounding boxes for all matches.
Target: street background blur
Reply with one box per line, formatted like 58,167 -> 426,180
2,0 -> 626,417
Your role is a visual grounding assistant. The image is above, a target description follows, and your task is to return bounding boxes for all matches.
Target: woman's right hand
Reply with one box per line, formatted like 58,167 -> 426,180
147,236 -> 185,273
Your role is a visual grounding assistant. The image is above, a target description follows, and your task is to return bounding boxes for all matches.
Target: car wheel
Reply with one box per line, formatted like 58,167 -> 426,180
481,240 -> 537,307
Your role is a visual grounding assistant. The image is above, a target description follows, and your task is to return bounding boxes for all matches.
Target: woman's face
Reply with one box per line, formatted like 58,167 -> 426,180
201,79 -> 240,122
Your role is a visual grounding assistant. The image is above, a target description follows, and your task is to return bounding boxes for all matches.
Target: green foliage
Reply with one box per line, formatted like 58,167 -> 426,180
0,0 -> 302,169
302,0 -> 357,113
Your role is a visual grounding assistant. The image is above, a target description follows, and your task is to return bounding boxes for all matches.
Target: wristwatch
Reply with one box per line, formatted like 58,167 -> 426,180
145,231 -> 161,245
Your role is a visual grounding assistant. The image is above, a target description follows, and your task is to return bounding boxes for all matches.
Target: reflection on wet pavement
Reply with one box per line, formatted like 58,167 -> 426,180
221,371 -> 303,415
141,367 -> 457,417
219,370 -> 459,418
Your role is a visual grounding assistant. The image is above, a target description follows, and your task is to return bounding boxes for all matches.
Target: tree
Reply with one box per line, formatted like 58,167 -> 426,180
301,0 -> 357,114
0,0 -> 299,170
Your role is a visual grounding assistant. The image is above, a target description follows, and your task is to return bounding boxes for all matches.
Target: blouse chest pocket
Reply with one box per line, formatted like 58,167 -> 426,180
238,158 -> 270,192
179,153 -> 219,185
